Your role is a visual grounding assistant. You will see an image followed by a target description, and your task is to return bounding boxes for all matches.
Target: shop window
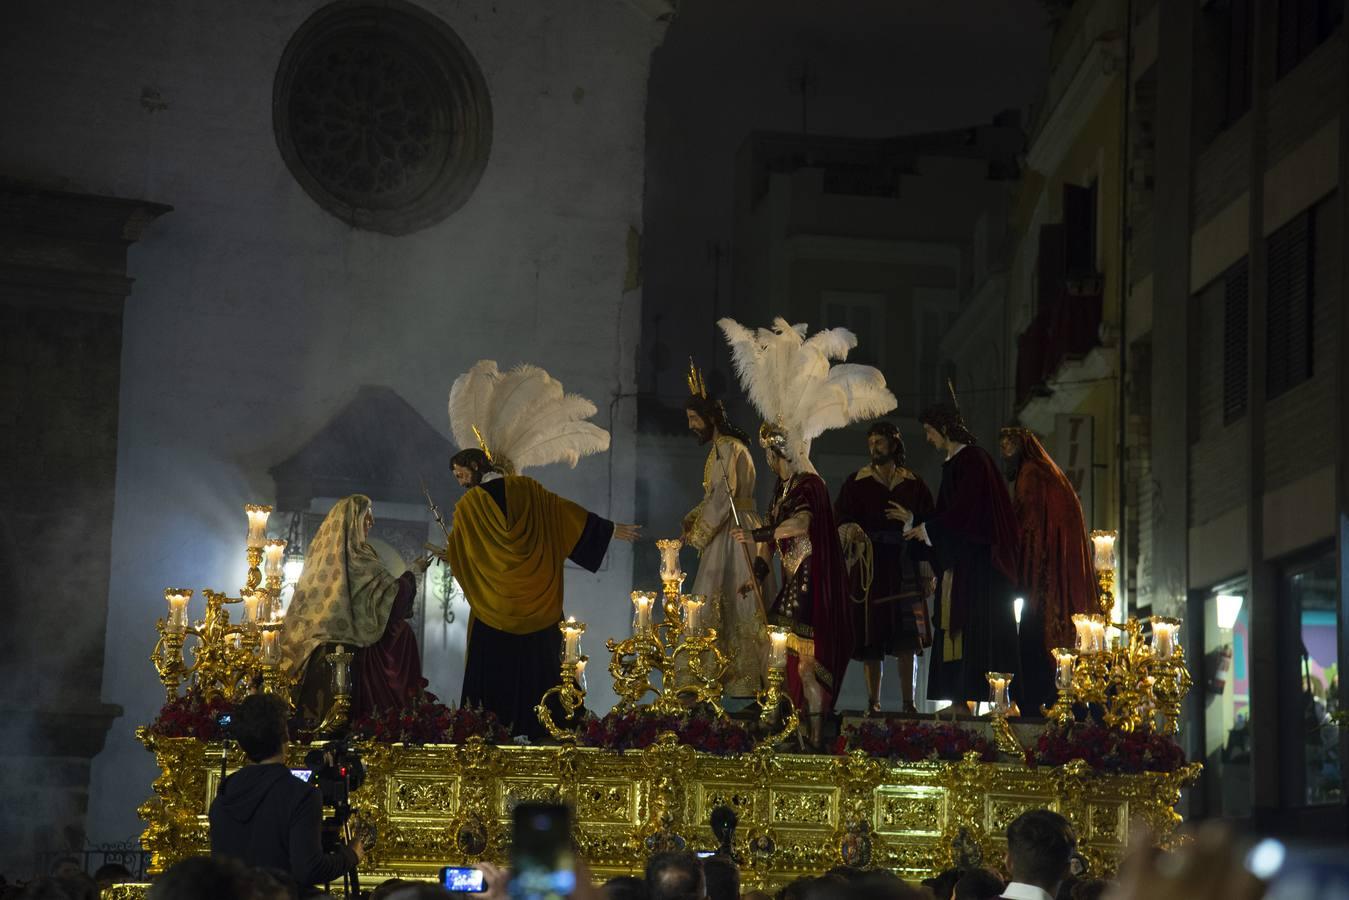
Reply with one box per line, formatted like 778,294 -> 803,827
1202,581 -> 1253,819
1280,551 -> 1342,805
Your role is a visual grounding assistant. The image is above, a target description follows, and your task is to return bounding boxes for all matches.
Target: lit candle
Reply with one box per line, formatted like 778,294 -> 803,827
245,504 -> 273,549
682,596 -> 705,633
263,539 -> 287,580
1090,530 -> 1117,573
575,657 -> 588,690
631,592 -> 655,632
259,629 -> 280,664
656,538 -> 683,583
986,672 -> 1013,714
1089,619 -> 1107,653
1053,649 -> 1076,691
164,589 -> 192,634
242,591 -> 261,624
561,617 -> 585,665
1072,614 -> 1093,652
768,626 -> 789,671
1150,617 -> 1179,659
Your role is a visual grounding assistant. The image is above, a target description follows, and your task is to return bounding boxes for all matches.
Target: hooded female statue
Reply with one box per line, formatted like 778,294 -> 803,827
280,494 -> 430,720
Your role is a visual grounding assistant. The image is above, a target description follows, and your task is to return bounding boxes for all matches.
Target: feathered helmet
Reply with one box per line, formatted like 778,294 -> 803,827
448,360 -> 610,476
718,317 -> 897,473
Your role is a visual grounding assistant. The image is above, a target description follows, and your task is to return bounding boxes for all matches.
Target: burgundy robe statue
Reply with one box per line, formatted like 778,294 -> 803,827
765,472 -> 851,714
352,571 -> 423,719
836,466 -> 935,659
916,445 -> 1021,705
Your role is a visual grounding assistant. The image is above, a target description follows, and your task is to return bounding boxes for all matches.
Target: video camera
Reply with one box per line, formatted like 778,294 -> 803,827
303,740 -> 371,853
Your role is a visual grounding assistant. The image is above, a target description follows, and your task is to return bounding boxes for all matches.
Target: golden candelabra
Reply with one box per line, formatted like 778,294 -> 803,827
315,645 -> 354,734
1043,531 -> 1193,734
536,619 -> 591,741
984,672 -> 1024,755
604,539 -> 730,716
150,505 -> 297,709
755,626 -> 799,746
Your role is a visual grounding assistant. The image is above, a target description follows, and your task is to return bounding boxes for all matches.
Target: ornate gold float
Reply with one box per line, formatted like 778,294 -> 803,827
127,515 -> 1199,894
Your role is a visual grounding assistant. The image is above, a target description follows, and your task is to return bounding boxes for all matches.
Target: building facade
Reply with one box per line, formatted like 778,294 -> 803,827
1007,0 -> 1347,832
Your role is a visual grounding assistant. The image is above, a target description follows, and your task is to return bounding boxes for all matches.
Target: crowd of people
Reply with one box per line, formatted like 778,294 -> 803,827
0,807 -> 1294,900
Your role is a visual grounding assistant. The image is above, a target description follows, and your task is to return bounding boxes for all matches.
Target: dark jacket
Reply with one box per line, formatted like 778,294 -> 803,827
208,763 -> 356,887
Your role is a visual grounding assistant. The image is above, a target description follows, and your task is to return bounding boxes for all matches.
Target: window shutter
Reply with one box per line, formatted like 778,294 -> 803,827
1222,259 -> 1249,424
1225,0 -> 1252,123
1266,210 -> 1315,398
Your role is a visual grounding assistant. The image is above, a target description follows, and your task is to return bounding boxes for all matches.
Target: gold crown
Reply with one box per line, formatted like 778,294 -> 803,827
687,358 -> 708,399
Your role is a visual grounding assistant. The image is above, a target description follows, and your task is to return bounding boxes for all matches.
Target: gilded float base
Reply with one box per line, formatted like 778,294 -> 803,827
130,728 -> 1197,896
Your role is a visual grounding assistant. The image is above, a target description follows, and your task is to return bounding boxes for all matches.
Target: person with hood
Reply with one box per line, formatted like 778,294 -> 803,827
279,494 -> 431,721
208,693 -> 367,890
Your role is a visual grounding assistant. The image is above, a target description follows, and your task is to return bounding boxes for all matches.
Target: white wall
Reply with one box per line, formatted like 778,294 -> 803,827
0,0 -> 662,845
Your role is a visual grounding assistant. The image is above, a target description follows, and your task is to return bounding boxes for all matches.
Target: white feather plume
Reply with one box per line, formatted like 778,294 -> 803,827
718,317 -> 897,470
449,360 -> 610,473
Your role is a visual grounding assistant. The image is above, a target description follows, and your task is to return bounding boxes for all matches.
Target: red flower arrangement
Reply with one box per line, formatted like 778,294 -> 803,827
350,690 -> 510,745
1025,722 -> 1186,774
150,691 -> 234,740
833,719 -> 997,763
579,708 -> 756,755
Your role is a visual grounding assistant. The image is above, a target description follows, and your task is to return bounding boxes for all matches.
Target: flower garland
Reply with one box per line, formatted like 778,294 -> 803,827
833,719 -> 997,763
1025,722 -> 1187,774
150,691 -> 235,740
350,690 -> 510,745
579,708 -> 756,755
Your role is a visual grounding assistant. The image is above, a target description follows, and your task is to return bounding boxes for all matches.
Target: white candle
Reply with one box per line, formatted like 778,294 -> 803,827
1089,619 -> 1107,653
561,617 -> 584,665
1090,530 -> 1117,573
768,627 -> 789,671
682,596 -> 704,633
987,672 -> 1012,713
259,629 -> 280,664
245,505 -> 272,549
1053,650 -> 1075,691
1151,618 -> 1179,659
165,589 -> 191,634
632,592 -> 654,632
575,657 -> 588,690
242,592 -> 261,624
1072,614 -> 1092,652
263,539 -> 286,579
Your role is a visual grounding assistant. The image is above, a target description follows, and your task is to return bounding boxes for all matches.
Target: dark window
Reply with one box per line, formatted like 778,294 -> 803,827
1277,0 -> 1344,78
1223,0 -> 1253,125
1266,211 -> 1315,398
1063,182 -> 1098,277
1222,259 -> 1249,424
1037,223 -> 1066,314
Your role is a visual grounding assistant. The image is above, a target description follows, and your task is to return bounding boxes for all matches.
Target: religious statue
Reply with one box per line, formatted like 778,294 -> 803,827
721,317 -> 896,748
836,421 -> 936,715
894,401 -> 1021,710
437,360 -> 641,740
1000,425 -> 1098,714
681,360 -> 767,699
280,495 -> 432,720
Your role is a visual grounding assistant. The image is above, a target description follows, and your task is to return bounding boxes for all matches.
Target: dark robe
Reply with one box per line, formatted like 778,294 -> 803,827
353,571 -> 422,718
835,467 -> 935,659
765,472 -> 851,714
459,477 -> 614,741
1011,451 -> 1099,715
916,445 -> 1022,705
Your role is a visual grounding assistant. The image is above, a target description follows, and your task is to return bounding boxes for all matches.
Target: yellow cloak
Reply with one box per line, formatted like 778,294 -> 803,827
443,476 -> 590,635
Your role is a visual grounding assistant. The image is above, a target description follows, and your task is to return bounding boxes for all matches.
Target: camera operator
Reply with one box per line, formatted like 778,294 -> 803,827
209,693 -> 368,891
